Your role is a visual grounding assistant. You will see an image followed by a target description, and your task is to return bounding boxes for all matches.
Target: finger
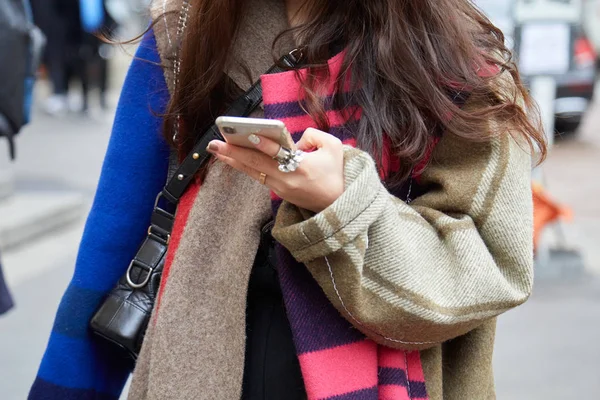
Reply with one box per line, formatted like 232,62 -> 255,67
208,140 -> 279,174
296,128 -> 342,152
247,134 -> 283,158
213,153 -> 262,182
215,153 -> 288,192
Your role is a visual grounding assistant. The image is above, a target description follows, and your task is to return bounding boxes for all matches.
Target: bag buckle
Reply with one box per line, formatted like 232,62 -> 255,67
154,192 -> 176,211
126,260 -> 153,289
148,225 -> 171,245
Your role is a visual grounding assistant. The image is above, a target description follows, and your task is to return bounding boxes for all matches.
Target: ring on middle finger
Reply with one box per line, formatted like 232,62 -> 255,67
277,150 -> 305,173
273,146 -> 293,163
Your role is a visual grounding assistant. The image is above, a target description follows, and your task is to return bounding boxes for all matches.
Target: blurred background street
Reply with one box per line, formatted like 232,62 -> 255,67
1,0 -> 600,399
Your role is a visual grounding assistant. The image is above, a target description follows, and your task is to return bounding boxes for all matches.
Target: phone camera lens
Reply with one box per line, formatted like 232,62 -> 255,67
223,126 -> 236,134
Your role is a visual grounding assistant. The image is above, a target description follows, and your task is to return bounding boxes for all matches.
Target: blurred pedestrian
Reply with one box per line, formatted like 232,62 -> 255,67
30,0 -> 69,115
31,0 -> 116,114
0,0 -> 45,315
78,1 -> 119,111
30,0 -> 546,399
1,0 -> 44,159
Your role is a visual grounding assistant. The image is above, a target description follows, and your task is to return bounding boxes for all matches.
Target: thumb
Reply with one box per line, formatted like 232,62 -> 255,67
296,128 -> 340,152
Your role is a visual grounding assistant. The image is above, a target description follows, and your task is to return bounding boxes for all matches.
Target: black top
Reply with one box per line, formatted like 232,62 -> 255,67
241,224 -> 307,400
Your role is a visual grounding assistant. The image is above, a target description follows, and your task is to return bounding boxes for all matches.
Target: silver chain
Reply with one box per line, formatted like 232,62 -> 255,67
404,166 -> 415,204
406,177 -> 414,204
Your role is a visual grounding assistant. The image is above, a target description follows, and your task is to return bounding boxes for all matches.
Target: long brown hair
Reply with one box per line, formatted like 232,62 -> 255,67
162,0 -> 546,185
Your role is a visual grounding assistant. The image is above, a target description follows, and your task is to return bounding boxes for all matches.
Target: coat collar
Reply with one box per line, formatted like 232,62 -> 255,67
151,0 -> 295,94
227,0 -> 296,91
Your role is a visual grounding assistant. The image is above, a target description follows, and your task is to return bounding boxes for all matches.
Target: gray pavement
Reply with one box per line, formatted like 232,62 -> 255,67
495,279 -> 600,399
13,90 -> 116,196
0,102 -> 111,398
0,79 -> 599,399
0,240 -> 77,399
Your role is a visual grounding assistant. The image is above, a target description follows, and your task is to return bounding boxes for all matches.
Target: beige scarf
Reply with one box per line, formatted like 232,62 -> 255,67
128,1 -> 296,398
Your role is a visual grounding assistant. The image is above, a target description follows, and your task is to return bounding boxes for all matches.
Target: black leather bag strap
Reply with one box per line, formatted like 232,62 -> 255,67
132,51 -> 302,255
161,53 -> 300,204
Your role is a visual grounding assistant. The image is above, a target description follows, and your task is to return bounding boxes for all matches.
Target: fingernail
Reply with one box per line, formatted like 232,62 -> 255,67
207,141 -> 219,152
248,134 -> 261,145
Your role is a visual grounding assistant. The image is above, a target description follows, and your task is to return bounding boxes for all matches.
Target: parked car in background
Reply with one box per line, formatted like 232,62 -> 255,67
582,0 -> 600,68
548,23 -> 597,133
478,0 -> 597,134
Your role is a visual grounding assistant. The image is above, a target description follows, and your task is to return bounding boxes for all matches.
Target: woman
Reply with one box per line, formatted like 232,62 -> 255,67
29,0 -> 545,399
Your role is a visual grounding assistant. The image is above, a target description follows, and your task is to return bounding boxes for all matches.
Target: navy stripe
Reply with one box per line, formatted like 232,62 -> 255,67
29,378 -> 118,400
378,367 -> 428,398
406,381 -> 428,398
276,247 -> 365,354
36,332 -> 133,393
270,198 -> 283,216
289,121 -> 358,143
323,387 -> 378,400
263,101 -> 307,120
378,367 -> 408,387
264,95 -> 344,119
328,122 -> 358,142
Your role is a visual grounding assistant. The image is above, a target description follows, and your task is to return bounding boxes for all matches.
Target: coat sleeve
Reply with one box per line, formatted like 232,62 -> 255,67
29,29 -> 171,399
273,128 -> 534,351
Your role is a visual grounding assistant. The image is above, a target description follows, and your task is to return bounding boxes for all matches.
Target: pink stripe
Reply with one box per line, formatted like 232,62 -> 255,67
479,61 -> 501,78
261,51 -> 348,105
445,61 -> 498,92
342,138 -> 357,147
406,351 -> 426,382
378,348 -> 407,369
261,71 -> 302,105
299,340 -> 378,400
278,109 -> 360,136
270,190 -> 281,201
378,384 -> 410,400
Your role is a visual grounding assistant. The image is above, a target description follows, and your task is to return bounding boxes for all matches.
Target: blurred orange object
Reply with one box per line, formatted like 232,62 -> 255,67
38,64 -> 48,80
532,183 -> 572,251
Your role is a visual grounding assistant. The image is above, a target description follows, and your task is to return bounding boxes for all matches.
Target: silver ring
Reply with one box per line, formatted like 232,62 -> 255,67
273,146 -> 293,163
278,150 -> 305,173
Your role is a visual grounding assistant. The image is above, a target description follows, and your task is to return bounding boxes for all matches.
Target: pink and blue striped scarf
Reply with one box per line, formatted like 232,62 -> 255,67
261,52 -> 430,400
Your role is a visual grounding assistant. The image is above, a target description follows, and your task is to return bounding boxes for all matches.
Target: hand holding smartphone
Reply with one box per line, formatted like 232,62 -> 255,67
215,116 -> 296,151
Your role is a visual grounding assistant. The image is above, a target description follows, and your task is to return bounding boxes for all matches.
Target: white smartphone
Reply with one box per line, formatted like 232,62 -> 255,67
215,116 -> 296,151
